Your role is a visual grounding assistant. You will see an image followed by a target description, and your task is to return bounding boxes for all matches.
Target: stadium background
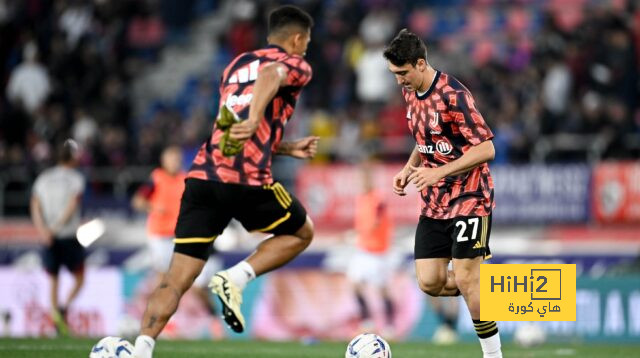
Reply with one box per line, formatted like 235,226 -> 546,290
0,0 -> 639,350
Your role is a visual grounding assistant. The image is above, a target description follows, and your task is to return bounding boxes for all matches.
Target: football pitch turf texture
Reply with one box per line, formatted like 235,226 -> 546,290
1,338 -> 639,357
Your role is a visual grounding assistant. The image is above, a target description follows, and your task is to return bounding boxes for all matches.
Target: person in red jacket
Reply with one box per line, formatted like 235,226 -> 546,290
132,146 -> 223,337
347,161 -> 395,336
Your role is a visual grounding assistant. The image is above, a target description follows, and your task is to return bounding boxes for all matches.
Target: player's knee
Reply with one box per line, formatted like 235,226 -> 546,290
294,217 -> 314,245
454,275 -> 475,295
417,277 -> 446,297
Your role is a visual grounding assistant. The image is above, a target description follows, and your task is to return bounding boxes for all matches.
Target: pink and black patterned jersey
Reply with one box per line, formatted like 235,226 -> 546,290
188,45 -> 312,185
403,71 -> 495,219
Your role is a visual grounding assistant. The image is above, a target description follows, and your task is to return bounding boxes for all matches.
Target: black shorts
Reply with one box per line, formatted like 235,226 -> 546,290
43,237 -> 86,275
174,178 -> 308,260
414,214 -> 492,260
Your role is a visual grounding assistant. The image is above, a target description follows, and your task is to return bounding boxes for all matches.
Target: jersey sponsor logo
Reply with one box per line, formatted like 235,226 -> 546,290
226,93 -> 253,107
417,140 -> 453,155
436,140 -> 453,155
417,144 -> 434,154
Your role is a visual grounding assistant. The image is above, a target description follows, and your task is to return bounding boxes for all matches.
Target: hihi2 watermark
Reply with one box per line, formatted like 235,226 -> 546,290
480,264 -> 576,321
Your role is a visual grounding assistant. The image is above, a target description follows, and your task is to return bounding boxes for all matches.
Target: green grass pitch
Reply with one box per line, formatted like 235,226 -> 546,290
1,338 -> 639,357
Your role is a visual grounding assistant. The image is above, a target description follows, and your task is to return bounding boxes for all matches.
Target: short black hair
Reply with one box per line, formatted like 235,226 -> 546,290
268,5 -> 314,37
383,29 -> 428,67
57,139 -> 78,163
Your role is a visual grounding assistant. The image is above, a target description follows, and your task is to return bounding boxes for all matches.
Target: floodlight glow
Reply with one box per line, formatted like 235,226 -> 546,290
76,219 -> 105,247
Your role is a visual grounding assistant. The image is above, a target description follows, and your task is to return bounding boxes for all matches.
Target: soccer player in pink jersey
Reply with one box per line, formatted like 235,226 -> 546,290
133,6 -> 317,357
384,29 -> 502,358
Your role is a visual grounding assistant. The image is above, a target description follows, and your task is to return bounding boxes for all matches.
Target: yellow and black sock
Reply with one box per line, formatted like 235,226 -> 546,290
473,319 -> 499,338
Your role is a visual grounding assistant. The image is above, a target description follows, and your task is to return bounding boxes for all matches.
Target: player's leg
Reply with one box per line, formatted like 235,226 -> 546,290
346,250 -> 373,330
134,178 -> 230,357
451,215 -> 501,358
148,237 -> 173,282
353,282 -> 373,329
211,182 -> 312,333
134,252 -> 206,357
210,216 -> 313,333
49,273 -> 59,314
414,216 -> 459,296
452,257 -> 482,317
139,253 -> 205,336
47,273 -> 69,335
415,258 -> 458,296
192,256 -> 226,339
61,239 -> 87,312
63,268 -> 85,312
429,295 -> 460,344
371,252 -> 394,334
380,284 -> 395,335
43,246 -> 60,312
245,215 -> 313,274
192,257 -> 221,316
44,240 -> 69,335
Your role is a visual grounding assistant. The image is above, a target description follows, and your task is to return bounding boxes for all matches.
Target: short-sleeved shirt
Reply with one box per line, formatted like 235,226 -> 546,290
355,190 -> 392,253
402,71 -> 495,219
188,44 -> 313,186
32,166 -> 85,238
136,168 -> 186,237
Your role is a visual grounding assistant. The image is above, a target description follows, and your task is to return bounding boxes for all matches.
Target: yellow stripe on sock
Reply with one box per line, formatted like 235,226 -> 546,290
473,321 -> 496,329
255,212 -> 291,232
474,321 -> 496,328
475,325 -> 498,335
174,236 -> 217,244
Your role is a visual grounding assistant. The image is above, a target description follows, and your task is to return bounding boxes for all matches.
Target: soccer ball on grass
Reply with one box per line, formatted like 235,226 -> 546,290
345,333 -> 392,358
89,336 -> 134,358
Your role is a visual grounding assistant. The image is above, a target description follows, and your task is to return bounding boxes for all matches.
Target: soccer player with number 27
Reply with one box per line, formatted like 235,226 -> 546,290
384,29 -> 503,358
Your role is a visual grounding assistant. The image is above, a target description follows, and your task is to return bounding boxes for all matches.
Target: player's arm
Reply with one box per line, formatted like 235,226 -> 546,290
440,140 -> 494,176
52,193 -> 82,232
275,136 -> 320,159
392,146 -> 421,196
408,140 -> 495,191
229,63 -> 289,142
405,145 -> 422,169
30,195 -> 53,244
132,182 -> 154,213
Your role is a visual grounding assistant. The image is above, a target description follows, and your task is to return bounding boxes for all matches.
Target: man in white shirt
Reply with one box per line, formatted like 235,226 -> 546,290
30,140 -> 85,335
6,42 -> 51,115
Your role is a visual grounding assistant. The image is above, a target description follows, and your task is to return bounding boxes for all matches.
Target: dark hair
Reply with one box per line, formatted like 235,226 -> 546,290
383,29 -> 428,67
268,5 -> 314,36
57,139 -> 78,163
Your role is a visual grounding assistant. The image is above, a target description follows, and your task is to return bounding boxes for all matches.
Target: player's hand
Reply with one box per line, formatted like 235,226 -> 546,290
42,229 -> 54,246
392,166 -> 413,196
287,136 -> 319,159
407,165 -> 444,191
229,119 -> 259,144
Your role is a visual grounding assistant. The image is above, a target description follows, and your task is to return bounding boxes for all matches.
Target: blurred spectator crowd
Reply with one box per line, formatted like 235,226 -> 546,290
218,0 -> 640,164
0,0 -> 216,173
1,0 -> 639,174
